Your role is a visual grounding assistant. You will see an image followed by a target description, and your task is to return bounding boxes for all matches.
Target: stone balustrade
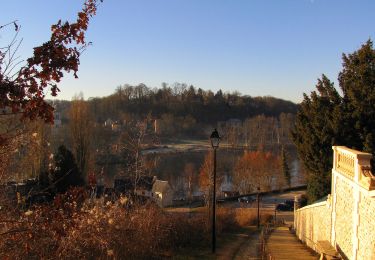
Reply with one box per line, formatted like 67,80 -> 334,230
332,146 -> 374,190
295,146 -> 375,260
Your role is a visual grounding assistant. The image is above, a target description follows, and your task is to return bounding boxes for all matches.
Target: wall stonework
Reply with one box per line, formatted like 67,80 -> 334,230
357,194 -> 375,260
294,201 -> 331,250
335,177 -> 354,259
294,146 -> 375,260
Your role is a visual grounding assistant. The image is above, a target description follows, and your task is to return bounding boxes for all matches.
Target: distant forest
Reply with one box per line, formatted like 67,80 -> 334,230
54,83 -> 298,125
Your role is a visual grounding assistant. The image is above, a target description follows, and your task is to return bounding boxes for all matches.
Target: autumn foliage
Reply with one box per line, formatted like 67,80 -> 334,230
234,150 -> 281,194
198,151 -> 213,191
0,0 -> 99,145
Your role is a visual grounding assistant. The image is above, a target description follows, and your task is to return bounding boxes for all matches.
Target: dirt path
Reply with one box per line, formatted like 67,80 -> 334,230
233,231 -> 260,260
216,227 -> 260,260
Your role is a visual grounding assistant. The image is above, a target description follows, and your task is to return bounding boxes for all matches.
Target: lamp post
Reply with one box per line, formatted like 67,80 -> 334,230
210,129 -> 220,254
274,199 -> 277,226
257,186 -> 260,229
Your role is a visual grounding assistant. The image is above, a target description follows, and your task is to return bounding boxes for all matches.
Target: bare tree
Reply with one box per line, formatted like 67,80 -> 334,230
120,120 -> 157,192
184,163 -> 196,203
69,94 -> 93,177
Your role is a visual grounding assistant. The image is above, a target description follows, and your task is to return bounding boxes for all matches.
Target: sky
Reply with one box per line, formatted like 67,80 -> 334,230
2,0 -> 375,103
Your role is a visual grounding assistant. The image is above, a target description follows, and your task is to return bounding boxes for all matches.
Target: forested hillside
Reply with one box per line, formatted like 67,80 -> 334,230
91,84 -> 297,121
54,83 -> 297,130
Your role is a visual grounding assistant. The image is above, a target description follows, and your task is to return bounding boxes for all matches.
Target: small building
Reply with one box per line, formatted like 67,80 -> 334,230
192,190 -> 205,202
135,176 -> 155,198
114,176 -> 155,198
152,180 -> 174,207
104,118 -> 114,127
222,190 -> 239,198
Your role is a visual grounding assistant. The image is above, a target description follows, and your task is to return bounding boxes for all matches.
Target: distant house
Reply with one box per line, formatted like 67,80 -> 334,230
104,118 -> 114,127
220,176 -> 237,198
135,176 -> 155,198
221,190 -> 239,198
114,176 -> 155,198
152,180 -> 174,207
192,190 -> 205,202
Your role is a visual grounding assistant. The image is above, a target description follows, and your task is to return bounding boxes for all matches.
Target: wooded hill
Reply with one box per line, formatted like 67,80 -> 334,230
54,83 -> 298,125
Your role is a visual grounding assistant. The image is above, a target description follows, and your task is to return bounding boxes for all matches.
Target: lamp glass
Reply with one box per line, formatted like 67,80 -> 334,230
210,129 -> 220,148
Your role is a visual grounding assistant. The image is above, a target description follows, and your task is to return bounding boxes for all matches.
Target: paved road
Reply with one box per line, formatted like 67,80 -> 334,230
223,190 -> 305,224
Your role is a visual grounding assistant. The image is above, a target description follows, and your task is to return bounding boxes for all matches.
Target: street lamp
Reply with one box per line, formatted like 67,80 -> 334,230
257,186 -> 260,228
210,129 -> 220,254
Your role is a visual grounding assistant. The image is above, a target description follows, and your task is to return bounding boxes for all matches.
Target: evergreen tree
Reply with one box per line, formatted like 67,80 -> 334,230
292,75 -> 342,202
292,40 -> 375,202
52,145 -> 84,193
339,40 -> 375,155
281,146 -> 291,188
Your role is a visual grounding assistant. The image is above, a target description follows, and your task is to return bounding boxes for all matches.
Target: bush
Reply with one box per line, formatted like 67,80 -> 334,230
0,189 -> 209,259
0,189 -> 273,259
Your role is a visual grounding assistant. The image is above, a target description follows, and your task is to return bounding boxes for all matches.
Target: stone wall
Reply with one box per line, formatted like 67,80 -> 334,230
357,194 -> 375,260
294,146 -> 375,260
334,176 -> 354,259
294,200 -> 331,251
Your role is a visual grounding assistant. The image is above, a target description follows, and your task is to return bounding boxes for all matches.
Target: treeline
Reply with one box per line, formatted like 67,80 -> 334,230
52,84 -> 298,139
55,83 -> 298,124
95,83 -> 297,123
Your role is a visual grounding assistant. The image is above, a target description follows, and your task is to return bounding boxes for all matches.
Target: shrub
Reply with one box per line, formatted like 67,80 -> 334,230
0,189 -> 209,259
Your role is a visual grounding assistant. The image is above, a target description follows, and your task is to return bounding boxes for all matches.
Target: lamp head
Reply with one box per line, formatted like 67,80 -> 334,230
210,129 -> 220,149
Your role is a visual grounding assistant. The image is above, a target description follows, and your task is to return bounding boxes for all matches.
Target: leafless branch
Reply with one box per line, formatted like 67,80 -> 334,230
0,20 -> 18,30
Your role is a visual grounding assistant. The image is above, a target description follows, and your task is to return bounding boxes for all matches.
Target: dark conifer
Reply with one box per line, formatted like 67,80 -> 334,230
52,145 -> 84,193
281,146 -> 291,188
292,40 -> 375,202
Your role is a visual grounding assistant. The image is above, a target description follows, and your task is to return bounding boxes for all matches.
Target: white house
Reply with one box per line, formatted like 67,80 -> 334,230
134,176 -> 155,198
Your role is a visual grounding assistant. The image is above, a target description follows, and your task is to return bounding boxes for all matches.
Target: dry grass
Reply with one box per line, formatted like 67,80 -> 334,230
0,189 -> 209,259
0,189 -> 273,259
217,207 -> 273,232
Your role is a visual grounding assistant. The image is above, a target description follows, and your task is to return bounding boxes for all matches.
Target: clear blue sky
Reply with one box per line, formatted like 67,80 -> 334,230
2,0 -> 375,102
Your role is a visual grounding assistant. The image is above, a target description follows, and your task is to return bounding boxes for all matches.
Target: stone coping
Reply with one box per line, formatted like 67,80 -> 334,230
296,200 -> 327,212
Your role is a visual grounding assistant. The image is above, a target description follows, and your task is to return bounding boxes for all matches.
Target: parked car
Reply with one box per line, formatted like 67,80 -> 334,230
285,200 -> 294,207
238,196 -> 256,203
276,202 -> 294,211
